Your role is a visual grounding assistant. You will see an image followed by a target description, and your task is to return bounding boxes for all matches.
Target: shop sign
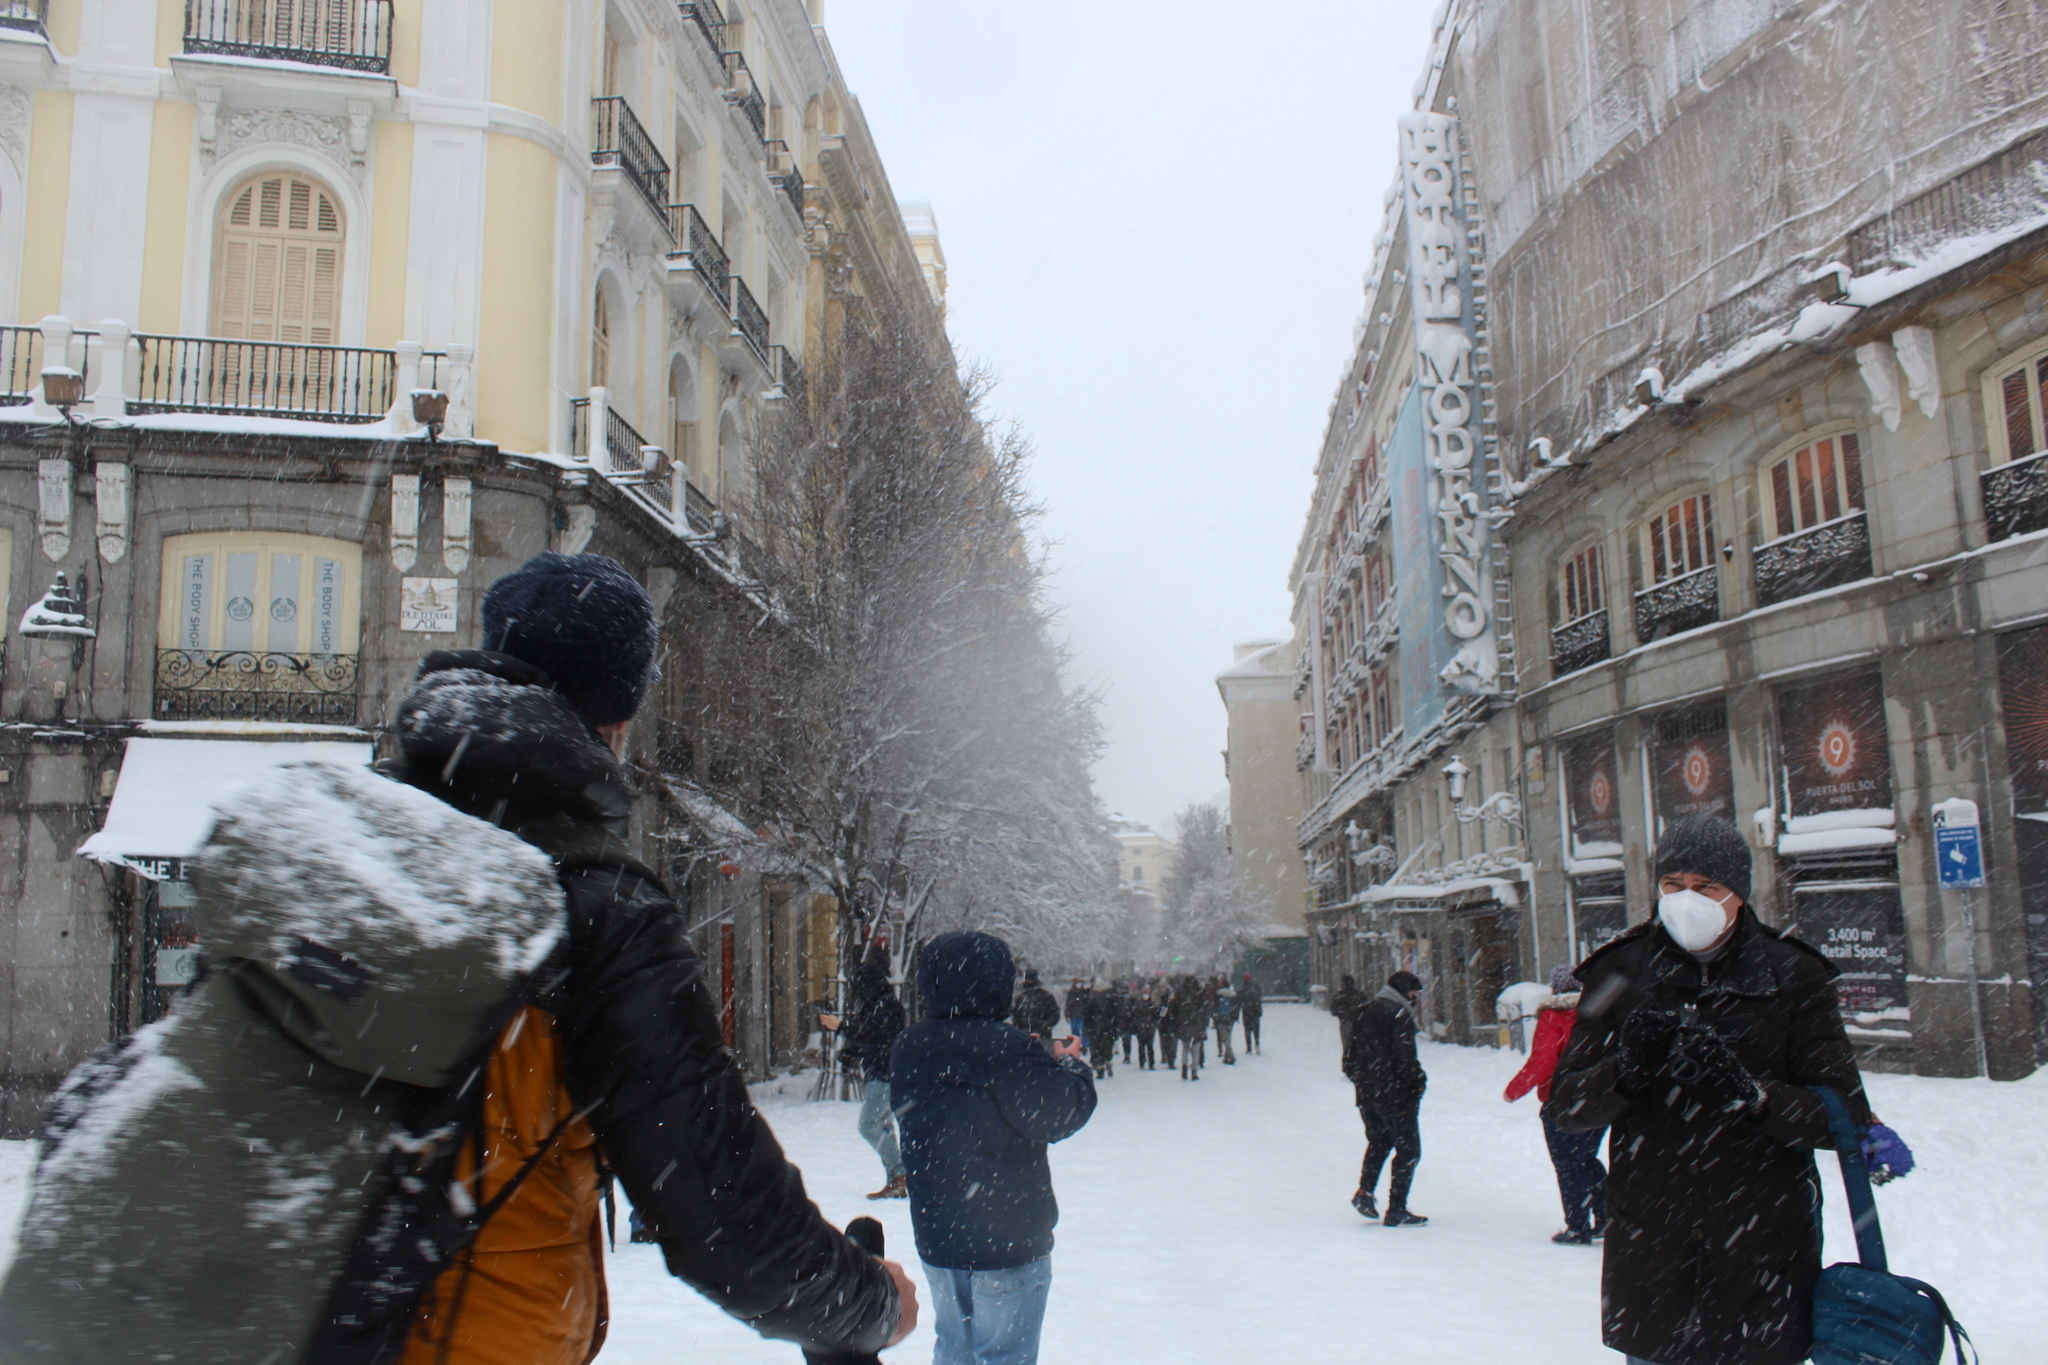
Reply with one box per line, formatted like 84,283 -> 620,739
1996,624 -> 2048,811
1564,731 -> 1622,848
1652,703 -> 1734,824
1778,672 -> 1893,816
400,577 -> 459,633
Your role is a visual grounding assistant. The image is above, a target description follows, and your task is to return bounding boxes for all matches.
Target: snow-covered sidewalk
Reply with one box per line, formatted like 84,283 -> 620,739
4,1002 -> 2042,1361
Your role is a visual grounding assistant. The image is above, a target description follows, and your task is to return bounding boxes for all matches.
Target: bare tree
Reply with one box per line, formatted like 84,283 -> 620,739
728,309 -> 1117,988
1162,802 -> 1266,970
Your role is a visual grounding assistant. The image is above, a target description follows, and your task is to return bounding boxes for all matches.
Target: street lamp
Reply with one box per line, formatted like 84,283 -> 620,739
1441,756 -> 1523,833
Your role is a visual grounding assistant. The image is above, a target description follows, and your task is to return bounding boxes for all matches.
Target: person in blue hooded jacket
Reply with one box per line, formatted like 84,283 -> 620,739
890,931 -> 1097,1365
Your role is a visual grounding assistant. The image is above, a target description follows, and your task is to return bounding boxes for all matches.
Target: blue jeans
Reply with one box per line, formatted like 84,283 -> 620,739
858,1079 -> 903,1180
1542,1109 -> 1607,1234
923,1257 -> 1053,1365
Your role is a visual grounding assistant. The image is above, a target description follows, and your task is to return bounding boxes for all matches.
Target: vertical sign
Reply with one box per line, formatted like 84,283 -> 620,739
1996,625 -> 2048,812
268,553 -> 300,653
1397,110 -> 1498,695
1778,672 -> 1893,816
1564,731 -> 1622,852
179,554 -> 211,651
1389,387 -> 1450,743
1651,702 -> 1735,827
312,558 -> 344,656
222,552 -> 258,652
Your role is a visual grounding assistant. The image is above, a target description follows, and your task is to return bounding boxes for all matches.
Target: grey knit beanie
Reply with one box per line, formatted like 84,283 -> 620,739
1653,814 -> 1752,904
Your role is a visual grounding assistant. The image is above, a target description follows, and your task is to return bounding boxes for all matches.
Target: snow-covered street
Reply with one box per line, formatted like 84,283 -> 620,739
6,1002 -> 2024,1363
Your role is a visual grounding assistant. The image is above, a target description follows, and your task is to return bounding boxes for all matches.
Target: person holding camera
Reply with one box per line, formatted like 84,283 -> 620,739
1549,814 -> 1870,1365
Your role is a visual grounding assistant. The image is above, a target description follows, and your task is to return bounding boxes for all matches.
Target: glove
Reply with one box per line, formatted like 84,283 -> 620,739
1669,1023 -> 1763,1116
1863,1122 -> 1914,1184
1615,1008 -> 1680,1095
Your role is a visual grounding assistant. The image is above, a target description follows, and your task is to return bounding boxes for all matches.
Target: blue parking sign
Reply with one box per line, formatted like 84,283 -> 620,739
1936,823 -> 1985,889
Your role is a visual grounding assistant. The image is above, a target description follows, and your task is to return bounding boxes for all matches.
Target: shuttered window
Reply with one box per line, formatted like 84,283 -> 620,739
1763,433 -> 1865,540
212,174 -> 343,343
1989,346 -> 2048,465
1641,494 -> 1715,586
592,289 -> 612,389
1561,543 -> 1605,621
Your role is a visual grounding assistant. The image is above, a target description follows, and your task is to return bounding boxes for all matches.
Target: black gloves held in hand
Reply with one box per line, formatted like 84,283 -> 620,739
1615,1007 -> 1679,1096
1670,1024 -> 1762,1116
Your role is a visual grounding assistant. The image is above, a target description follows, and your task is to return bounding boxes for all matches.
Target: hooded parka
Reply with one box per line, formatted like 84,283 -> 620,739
1550,910 -> 1869,1365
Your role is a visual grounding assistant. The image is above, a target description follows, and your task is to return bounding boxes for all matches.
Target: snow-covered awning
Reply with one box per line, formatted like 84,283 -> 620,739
1777,807 -> 1897,857
78,737 -> 373,877
1361,875 -> 1522,909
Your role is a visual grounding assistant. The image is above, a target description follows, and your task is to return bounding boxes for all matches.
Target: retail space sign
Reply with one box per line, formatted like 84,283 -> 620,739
1777,672 -> 1893,816
400,577 -> 459,633
1796,884 -> 1909,1018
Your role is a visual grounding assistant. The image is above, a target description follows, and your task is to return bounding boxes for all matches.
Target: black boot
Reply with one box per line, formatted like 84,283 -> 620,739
1383,1209 -> 1429,1227
1351,1189 -> 1378,1220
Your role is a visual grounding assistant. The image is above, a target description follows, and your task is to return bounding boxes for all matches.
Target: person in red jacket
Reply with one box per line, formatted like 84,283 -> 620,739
1505,965 -> 1607,1245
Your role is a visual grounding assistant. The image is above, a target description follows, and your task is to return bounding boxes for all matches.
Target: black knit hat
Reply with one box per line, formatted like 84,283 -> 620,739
1387,970 -> 1423,995
1654,814 -> 1752,904
480,553 -> 657,726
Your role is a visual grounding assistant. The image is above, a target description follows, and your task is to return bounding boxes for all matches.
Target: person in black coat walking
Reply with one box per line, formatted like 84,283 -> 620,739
1550,815 -> 1870,1365
1012,968 -> 1062,1052
891,931 -> 1096,1365
1343,970 -> 1428,1227
822,961 -> 909,1199
1170,975 -> 1208,1079
1237,973 -> 1263,1054
1155,983 -> 1178,1069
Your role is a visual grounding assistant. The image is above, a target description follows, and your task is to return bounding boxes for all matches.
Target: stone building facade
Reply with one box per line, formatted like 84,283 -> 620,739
0,0 -> 950,1134
1215,638 -> 1309,932
1293,0 -> 2048,1077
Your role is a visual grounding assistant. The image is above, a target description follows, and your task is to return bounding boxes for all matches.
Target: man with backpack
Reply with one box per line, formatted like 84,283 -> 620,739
1551,814 -> 1870,1365
891,930 -> 1097,1365
822,960 -> 909,1199
0,553 -> 915,1364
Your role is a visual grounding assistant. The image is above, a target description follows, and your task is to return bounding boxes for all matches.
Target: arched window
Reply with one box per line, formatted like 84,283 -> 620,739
1640,493 -> 1714,586
591,288 -> 612,389
1989,343 -> 2048,466
668,355 -> 698,482
212,173 -> 343,342
1762,432 -> 1864,541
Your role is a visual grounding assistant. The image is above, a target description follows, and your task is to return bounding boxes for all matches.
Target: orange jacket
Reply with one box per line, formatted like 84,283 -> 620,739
1504,1004 -> 1577,1105
400,1006 -> 606,1365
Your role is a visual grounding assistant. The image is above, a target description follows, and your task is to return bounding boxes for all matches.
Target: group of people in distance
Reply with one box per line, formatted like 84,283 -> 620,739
1013,970 -> 1263,1080
1333,813 -> 1880,1365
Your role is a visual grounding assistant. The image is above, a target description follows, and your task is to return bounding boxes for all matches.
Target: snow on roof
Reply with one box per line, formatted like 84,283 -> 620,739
1779,826 -> 1899,857
78,737 -> 374,874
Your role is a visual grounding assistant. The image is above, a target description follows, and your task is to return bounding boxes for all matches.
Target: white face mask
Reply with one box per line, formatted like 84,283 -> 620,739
1657,887 -> 1735,952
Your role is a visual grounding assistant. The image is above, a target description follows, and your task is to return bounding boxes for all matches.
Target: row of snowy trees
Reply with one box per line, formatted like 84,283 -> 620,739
1157,802 -> 1269,971
728,310 -> 1122,983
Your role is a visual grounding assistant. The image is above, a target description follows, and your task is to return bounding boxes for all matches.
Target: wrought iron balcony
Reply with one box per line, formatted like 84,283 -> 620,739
1753,511 -> 1872,607
665,203 -> 731,309
0,325 -> 96,404
731,277 -> 769,364
182,0 -> 394,73
0,0 -> 46,35
570,397 -> 655,475
770,345 -> 806,412
679,0 -> 725,54
131,335 -> 395,423
1983,449 -> 2048,542
1550,609 -> 1610,676
764,140 -> 806,219
592,96 -> 671,218
721,52 -> 767,142
1633,565 -> 1718,643
155,650 -> 359,725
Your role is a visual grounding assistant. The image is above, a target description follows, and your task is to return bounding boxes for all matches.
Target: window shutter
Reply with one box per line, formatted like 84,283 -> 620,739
212,173 -> 344,345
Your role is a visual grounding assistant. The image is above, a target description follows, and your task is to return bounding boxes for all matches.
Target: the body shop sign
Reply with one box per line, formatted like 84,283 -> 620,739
1778,673 -> 1893,816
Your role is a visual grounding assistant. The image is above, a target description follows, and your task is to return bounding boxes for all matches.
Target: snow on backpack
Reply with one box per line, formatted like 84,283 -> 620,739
0,760 -> 568,1365
1808,1085 -> 1976,1365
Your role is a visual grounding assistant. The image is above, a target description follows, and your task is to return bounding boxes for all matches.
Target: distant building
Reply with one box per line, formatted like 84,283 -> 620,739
1110,817 -> 1172,967
1216,639 -> 1308,931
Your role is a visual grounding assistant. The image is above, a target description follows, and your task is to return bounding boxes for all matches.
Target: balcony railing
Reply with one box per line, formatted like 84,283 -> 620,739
764,140 -> 806,219
722,52 -> 767,141
731,277 -> 769,363
592,96 -> 670,218
1984,448 -> 2048,542
1550,609 -> 1611,676
1753,511 -> 1872,607
155,649 -> 359,725
182,0 -> 394,73
666,202 -> 730,307
570,397 -> 655,474
770,346 -> 806,412
0,1 -> 46,35
679,0 -> 725,54
0,325 -> 98,404
131,335 -> 395,422
1633,565 -> 1719,643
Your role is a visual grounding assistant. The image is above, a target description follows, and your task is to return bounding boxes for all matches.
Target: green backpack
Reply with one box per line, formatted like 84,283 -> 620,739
0,760 -> 574,1365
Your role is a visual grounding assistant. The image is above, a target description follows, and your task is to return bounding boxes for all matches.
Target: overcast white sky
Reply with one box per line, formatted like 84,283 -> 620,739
825,2 -> 1437,834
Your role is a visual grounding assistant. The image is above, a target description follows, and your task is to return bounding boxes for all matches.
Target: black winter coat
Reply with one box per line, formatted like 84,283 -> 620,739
1343,988 -> 1426,1111
1550,911 -> 1869,1365
842,966 -> 906,1083
391,651 -> 899,1354
891,932 -> 1096,1270
1012,983 -> 1061,1039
